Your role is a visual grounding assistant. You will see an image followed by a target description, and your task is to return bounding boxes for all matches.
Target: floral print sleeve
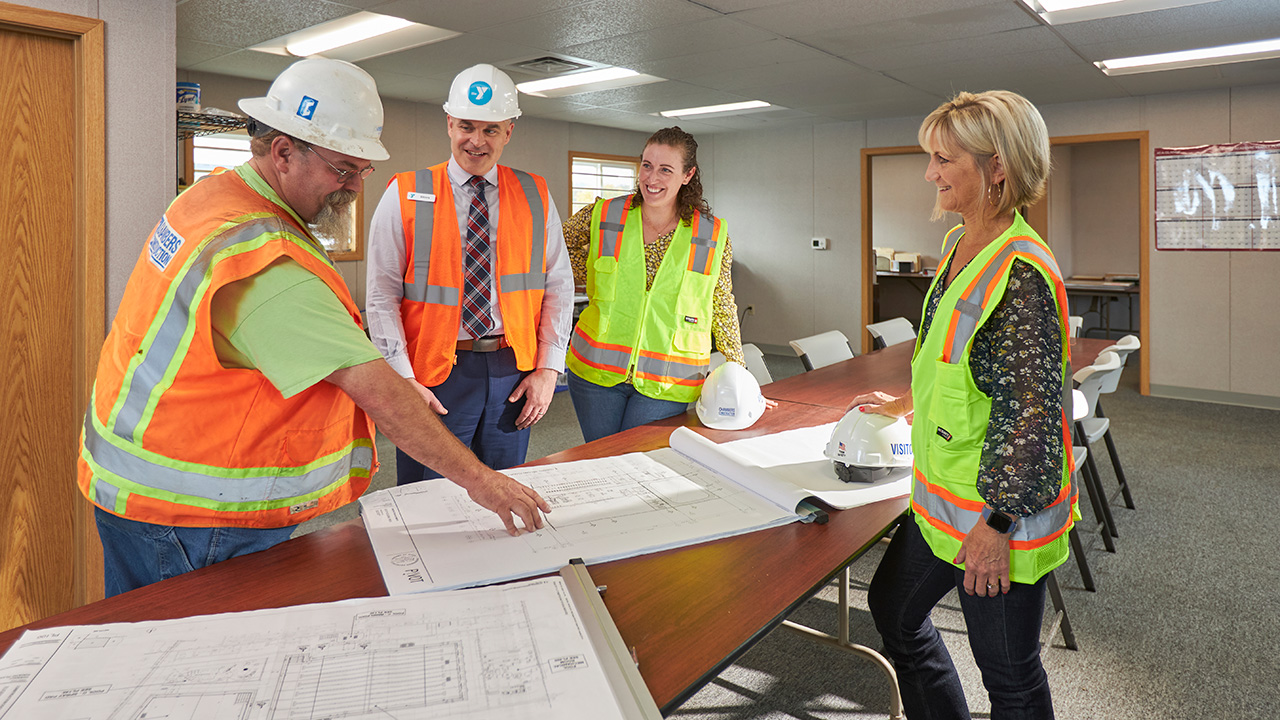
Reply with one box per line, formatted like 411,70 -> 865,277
920,258 -> 1064,517
970,259 -> 1064,516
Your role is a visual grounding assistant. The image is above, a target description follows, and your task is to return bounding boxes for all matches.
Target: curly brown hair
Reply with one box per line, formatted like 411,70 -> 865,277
632,126 -> 712,225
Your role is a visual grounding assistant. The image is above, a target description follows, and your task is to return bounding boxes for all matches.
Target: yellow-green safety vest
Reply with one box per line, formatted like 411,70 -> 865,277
909,212 -> 1078,584
567,195 -> 726,403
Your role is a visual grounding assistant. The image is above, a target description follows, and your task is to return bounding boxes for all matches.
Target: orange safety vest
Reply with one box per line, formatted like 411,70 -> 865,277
78,167 -> 377,529
394,163 -> 549,386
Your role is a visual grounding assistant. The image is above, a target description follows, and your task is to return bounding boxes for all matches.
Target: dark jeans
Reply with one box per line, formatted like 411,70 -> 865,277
566,369 -> 690,444
397,346 -> 529,485
868,517 -> 1054,720
95,506 -> 294,597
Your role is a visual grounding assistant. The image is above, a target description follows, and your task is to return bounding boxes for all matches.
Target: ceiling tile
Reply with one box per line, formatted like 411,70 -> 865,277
369,0 -> 594,34
729,0 -> 998,38
470,0 -> 719,49
799,2 -> 1040,59
559,17 -> 776,69
185,49 -> 297,81
177,0 -> 356,48
633,39 -> 831,81
177,39 -> 240,68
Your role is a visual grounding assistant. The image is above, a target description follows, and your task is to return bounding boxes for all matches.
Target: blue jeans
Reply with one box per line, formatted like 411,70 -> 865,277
567,370 -> 690,443
95,506 -> 295,598
397,346 -> 529,485
868,516 -> 1054,720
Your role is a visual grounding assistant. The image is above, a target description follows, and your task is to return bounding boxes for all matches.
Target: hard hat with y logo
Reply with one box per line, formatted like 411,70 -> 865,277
443,63 -> 522,122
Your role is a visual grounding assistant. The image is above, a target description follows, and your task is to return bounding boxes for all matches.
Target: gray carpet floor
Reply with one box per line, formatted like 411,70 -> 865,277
296,352 -> 1280,720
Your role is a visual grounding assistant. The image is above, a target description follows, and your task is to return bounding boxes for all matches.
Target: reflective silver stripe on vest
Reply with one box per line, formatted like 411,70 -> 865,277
87,412 -> 375,505
635,354 -> 708,382
688,211 -> 717,275
945,238 -> 1062,365
113,217 -> 322,442
93,474 -> 121,513
499,168 -> 548,293
912,473 -> 1074,544
402,168 -> 460,306
598,196 -> 628,258
570,330 -> 630,372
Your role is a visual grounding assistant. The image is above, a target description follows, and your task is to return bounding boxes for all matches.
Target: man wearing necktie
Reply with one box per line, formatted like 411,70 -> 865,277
367,64 -> 573,485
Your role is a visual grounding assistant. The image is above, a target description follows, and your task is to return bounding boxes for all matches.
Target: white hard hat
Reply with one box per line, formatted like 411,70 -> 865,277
824,408 -> 913,483
443,63 -> 522,122
696,362 -> 766,431
238,57 -> 389,161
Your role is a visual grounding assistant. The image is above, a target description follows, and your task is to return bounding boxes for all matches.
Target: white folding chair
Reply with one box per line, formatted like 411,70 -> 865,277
1075,346 -> 1137,512
741,343 -> 773,386
1073,352 -> 1127,549
1068,315 -> 1084,338
866,317 -> 917,350
788,330 -> 855,371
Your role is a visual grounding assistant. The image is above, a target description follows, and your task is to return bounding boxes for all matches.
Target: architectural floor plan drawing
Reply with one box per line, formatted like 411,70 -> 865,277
362,425 -> 912,595
361,427 -> 824,594
0,577 -> 633,720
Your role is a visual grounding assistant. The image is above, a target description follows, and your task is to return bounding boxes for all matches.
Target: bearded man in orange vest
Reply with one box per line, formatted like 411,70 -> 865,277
365,64 -> 573,485
80,58 -> 549,598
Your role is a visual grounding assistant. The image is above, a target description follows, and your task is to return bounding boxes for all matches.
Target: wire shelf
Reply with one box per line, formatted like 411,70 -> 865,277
177,110 -> 248,140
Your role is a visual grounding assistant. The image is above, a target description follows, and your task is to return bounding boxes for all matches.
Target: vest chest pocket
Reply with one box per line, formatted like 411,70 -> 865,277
592,256 -> 617,301
673,328 -> 711,355
925,359 -> 990,478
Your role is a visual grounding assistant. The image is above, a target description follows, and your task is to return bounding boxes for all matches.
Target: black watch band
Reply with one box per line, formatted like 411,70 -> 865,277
981,506 -> 1015,534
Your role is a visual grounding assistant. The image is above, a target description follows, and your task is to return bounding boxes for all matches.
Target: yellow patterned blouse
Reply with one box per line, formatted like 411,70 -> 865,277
564,200 -> 745,366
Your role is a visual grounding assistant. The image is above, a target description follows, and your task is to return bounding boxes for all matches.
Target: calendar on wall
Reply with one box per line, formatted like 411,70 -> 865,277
1155,140 -> 1280,250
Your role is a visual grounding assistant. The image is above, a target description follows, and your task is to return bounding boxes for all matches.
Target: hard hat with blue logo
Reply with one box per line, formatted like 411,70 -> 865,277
696,362 -> 766,431
237,57 -> 389,161
824,408 -> 913,483
443,63 -> 522,122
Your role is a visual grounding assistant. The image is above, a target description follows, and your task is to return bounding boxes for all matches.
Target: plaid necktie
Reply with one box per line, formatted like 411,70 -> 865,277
461,175 -> 494,338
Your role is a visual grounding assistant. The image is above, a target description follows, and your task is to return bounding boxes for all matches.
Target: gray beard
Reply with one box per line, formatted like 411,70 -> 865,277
311,190 -> 357,249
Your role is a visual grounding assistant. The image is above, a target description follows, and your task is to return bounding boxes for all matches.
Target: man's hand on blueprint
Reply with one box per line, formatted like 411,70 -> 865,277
461,471 -> 552,536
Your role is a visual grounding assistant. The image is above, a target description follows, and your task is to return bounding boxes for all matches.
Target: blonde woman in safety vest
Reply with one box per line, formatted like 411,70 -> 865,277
563,127 -> 766,443
853,91 -> 1076,719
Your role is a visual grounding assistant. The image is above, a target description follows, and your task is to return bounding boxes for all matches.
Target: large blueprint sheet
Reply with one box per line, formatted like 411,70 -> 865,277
0,577 -> 633,720
361,428 -> 801,594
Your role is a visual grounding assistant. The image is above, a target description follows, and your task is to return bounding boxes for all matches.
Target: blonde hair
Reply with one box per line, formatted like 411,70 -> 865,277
918,90 -> 1050,220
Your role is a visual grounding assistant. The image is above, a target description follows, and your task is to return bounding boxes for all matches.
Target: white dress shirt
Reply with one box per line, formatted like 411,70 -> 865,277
365,156 -> 573,379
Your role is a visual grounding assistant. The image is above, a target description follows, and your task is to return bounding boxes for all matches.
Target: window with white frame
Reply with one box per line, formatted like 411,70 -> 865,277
570,152 -> 639,215
191,132 -> 252,183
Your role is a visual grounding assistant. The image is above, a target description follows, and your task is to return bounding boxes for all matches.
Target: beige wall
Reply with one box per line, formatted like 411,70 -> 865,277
185,70 -> 649,306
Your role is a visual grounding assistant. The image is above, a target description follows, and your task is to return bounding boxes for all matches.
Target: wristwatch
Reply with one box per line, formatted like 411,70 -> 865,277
981,506 -> 1016,534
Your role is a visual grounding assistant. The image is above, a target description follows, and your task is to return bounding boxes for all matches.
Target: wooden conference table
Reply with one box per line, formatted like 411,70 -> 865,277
0,337 -> 1112,714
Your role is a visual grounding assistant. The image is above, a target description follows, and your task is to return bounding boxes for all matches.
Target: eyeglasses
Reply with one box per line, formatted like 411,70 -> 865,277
301,143 -> 375,182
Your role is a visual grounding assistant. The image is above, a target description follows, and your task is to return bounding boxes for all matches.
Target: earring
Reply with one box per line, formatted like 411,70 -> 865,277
988,182 -> 1002,207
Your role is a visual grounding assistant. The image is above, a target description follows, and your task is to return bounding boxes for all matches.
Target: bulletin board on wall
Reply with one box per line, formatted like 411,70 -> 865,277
1155,140 -> 1280,250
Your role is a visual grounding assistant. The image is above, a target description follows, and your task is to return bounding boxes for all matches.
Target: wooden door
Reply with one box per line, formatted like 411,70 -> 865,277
0,3 -> 104,631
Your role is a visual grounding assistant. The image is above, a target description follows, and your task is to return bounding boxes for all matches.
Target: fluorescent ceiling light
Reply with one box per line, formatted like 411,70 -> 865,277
1096,37 -> 1280,75
660,100 -> 771,118
1020,0 -> 1221,25
516,67 -> 664,98
250,12 -> 459,62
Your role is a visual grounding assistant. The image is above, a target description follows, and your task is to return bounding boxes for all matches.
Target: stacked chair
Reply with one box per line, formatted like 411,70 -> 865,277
788,330 -> 855,371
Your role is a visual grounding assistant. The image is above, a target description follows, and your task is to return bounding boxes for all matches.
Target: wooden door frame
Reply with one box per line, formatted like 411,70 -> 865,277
1,2 -> 106,605
860,131 -> 1151,395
